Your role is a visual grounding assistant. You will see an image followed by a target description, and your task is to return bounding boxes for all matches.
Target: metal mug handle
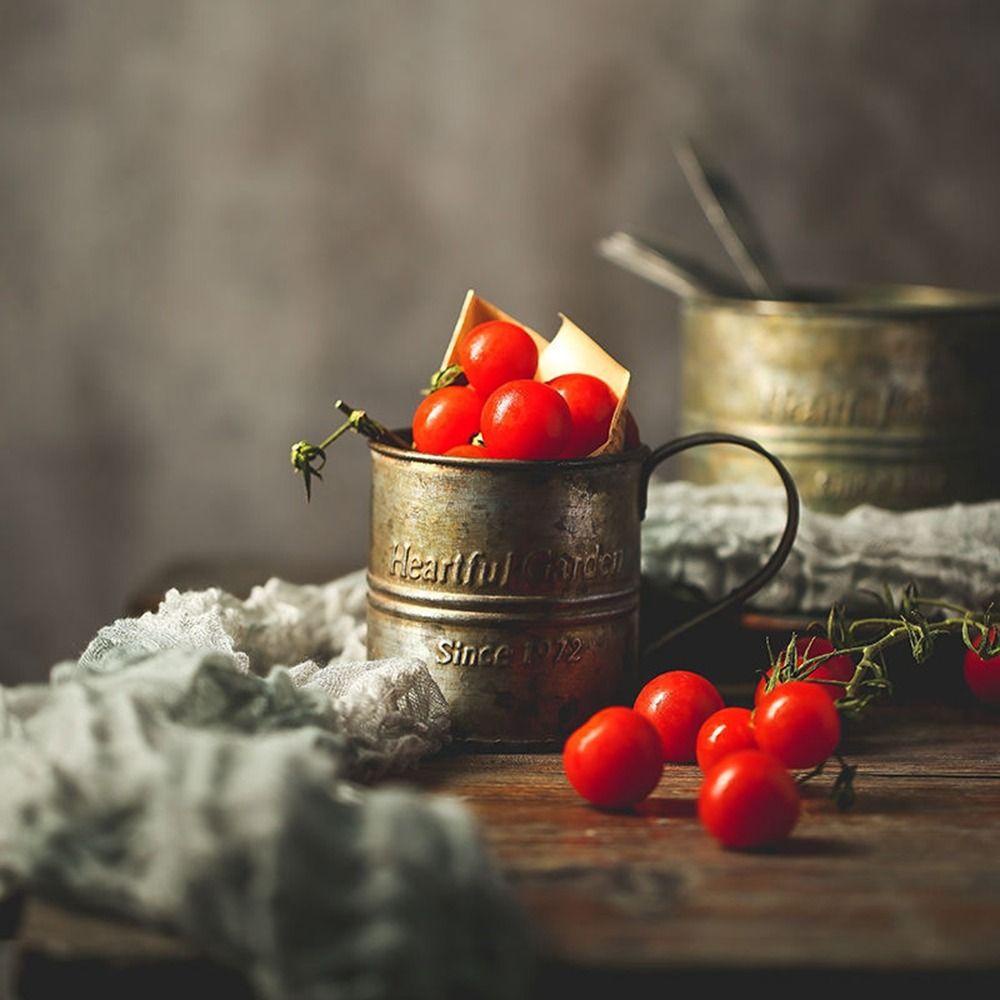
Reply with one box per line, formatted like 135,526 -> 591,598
638,432 -> 800,663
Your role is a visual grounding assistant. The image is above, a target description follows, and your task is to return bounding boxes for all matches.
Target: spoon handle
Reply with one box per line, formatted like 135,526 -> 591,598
674,139 -> 784,299
597,231 -> 744,299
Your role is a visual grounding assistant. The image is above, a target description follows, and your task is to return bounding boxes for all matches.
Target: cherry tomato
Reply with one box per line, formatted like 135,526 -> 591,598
444,443 -> 491,458
696,707 -> 757,773
755,636 -> 854,705
563,707 -> 664,809
699,749 -> 800,849
964,629 -> 1000,705
412,386 -> 483,455
754,681 -> 841,770
547,373 -> 618,458
481,380 -> 572,460
457,320 -> 539,398
634,670 -> 725,763
624,410 -> 641,450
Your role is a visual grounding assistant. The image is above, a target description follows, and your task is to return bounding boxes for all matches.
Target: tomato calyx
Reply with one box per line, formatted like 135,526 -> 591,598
965,623 -> 1000,659
758,634 -> 855,705
422,363 -> 467,396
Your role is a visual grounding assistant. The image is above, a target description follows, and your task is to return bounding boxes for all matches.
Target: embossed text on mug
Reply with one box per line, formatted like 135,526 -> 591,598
387,541 -> 625,589
434,635 -> 587,667
760,384 -> 931,429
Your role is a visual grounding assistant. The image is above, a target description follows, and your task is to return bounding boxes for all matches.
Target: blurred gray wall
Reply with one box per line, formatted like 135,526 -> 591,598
3,0 -> 999,681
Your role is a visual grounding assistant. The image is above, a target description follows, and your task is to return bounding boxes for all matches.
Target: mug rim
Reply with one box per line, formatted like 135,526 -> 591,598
685,282 -> 1000,318
370,431 -> 650,469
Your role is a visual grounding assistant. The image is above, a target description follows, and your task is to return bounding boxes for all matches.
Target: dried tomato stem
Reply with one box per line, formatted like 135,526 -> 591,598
290,399 -> 407,500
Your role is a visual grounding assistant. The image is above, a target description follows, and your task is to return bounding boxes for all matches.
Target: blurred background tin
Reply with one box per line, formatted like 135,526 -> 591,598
680,285 -> 1000,512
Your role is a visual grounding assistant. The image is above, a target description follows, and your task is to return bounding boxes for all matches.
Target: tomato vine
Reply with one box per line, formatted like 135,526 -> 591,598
764,584 -> 999,716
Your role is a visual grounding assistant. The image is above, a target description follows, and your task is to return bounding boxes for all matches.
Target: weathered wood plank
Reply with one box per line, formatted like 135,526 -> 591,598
416,760 -> 1000,971
836,705 -> 1000,777
413,709 -> 1000,973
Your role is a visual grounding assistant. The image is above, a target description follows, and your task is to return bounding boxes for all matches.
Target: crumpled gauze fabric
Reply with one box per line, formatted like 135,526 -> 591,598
0,571 -> 528,1000
643,481 -> 1000,612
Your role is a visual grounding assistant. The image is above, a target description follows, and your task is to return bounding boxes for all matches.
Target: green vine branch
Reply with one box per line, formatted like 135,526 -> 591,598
764,585 -> 997,812
290,400 -> 407,501
765,584 -> 999,716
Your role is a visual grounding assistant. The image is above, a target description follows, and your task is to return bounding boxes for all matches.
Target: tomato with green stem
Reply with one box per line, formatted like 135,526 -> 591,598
755,636 -> 855,705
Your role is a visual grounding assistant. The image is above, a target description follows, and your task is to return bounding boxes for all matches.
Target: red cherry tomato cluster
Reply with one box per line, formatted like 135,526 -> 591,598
563,665 -> 845,850
412,320 -> 638,459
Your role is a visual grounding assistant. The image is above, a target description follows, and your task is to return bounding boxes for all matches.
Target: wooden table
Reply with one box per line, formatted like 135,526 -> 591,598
421,705 -> 1000,990
8,706 -> 1000,996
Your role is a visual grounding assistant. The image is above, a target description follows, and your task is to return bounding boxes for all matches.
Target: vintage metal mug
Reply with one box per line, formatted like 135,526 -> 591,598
366,432 -> 799,744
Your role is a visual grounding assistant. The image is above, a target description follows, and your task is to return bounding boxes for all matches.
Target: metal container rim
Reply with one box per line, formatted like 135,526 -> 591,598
684,282 -> 1000,319
370,433 -> 650,469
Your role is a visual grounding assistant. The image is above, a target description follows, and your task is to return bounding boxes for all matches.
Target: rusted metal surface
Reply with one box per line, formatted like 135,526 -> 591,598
681,285 -> 1000,512
366,444 -> 644,743
366,435 -> 799,744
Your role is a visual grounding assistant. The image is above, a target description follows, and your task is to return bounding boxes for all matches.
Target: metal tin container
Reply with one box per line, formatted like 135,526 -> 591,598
681,286 -> 1000,512
366,432 -> 798,744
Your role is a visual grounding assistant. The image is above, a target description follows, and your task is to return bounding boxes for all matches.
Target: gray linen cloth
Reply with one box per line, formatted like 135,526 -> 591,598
643,482 -> 1000,612
0,572 -> 528,1000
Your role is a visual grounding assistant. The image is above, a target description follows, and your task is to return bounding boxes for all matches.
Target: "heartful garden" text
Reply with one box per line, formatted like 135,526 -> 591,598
386,540 -> 626,589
